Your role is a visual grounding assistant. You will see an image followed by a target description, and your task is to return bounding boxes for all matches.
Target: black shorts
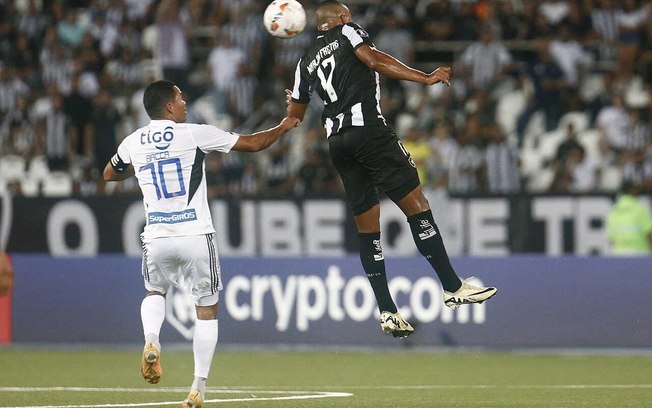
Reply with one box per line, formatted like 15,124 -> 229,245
328,125 -> 420,216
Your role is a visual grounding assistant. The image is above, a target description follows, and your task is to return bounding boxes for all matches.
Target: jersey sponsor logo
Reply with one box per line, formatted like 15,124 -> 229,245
355,27 -> 369,38
140,126 -> 174,151
148,209 -> 197,224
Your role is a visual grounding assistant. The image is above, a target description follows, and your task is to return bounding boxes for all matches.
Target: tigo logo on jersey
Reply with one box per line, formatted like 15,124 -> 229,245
148,209 -> 197,224
141,126 -> 174,150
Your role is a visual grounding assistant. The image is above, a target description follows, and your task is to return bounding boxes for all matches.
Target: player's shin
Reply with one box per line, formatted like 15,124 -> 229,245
407,210 -> 462,292
358,232 -> 397,314
192,318 -> 218,398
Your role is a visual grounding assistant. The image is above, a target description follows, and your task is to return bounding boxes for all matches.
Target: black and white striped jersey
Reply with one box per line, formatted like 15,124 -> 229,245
291,22 -> 386,137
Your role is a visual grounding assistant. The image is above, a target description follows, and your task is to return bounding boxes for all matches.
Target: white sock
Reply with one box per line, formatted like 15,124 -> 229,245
191,376 -> 207,399
140,295 -> 165,350
193,319 -> 218,383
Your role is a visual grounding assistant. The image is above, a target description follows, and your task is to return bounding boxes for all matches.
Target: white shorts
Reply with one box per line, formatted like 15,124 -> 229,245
141,233 -> 222,306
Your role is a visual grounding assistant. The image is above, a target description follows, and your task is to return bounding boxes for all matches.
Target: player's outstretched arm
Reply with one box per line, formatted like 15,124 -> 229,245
232,116 -> 300,152
355,44 -> 451,86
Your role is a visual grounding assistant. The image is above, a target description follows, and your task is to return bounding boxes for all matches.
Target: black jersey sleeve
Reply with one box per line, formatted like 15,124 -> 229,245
291,57 -> 312,104
341,22 -> 374,52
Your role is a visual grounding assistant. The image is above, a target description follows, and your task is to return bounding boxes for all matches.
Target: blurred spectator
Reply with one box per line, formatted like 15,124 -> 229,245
416,0 -> 454,41
206,31 -> 244,116
63,74 -> 93,157
0,95 -> 40,160
429,119 -> 457,171
239,161 -> 260,197
374,14 -> 413,65
17,0 -> 48,42
615,0 -> 650,75
552,123 -> 585,169
5,32 -> 39,68
539,0 -> 570,26
621,148 -> 652,190
550,142 -> 600,193
260,136 -> 295,197
565,0 -> 593,40
57,8 -> 86,48
295,148 -> 339,196
220,6 -> 264,124
124,0 -> 155,24
548,22 -> 593,89
129,78 -> 154,129
75,164 -> 101,196
494,0 -> 523,40
155,0 -> 191,93
71,51 -> 101,98
205,154 -> 230,199
0,66 -> 30,115
43,89 -> 72,171
451,2 -> 478,41
590,0 -> 620,63
606,181 -> 652,254
485,122 -> 520,194
457,24 -> 514,95
89,89 -> 121,176
516,43 -> 568,143
448,115 -> 485,193
596,93 -> 629,156
623,108 -> 651,151
105,47 -> 144,93
88,12 -> 120,58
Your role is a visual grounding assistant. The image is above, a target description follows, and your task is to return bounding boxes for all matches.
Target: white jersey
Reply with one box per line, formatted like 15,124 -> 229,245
114,119 -> 239,239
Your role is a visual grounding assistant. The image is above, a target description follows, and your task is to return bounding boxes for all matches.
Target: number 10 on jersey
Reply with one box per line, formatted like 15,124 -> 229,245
139,157 -> 187,200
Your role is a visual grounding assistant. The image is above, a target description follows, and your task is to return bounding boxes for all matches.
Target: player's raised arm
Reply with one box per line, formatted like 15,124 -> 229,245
231,116 -> 300,152
354,44 -> 451,87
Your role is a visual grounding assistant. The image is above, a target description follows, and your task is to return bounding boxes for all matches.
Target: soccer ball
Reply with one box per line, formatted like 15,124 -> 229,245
263,0 -> 306,39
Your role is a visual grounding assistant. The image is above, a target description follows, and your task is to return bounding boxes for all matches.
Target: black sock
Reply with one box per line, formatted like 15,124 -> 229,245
358,232 -> 397,314
407,210 -> 462,292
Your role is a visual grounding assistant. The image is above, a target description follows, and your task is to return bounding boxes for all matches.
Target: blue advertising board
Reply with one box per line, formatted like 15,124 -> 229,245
9,255 -> 652,349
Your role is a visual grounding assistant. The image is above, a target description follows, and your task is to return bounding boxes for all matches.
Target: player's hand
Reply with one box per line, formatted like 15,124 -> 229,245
428,66 -> 451,86
280,116 -> 301,130
285,89 -> 293,106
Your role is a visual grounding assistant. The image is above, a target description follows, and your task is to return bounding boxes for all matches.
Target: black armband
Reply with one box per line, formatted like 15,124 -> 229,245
110,153 -> 129,173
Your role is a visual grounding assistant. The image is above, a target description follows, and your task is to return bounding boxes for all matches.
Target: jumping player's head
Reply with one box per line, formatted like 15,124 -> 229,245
143,80 -> 188,123
316,0 -> 352,31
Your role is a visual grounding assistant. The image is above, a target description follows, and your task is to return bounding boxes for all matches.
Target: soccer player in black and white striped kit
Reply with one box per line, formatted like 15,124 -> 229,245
287,0 -> 497,338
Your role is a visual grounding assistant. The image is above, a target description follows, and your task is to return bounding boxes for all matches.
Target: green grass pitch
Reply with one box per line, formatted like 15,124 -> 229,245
0,347 -> 651,407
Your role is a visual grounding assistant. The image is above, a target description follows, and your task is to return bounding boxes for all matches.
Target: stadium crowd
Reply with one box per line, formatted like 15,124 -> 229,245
1,0 -> 652,198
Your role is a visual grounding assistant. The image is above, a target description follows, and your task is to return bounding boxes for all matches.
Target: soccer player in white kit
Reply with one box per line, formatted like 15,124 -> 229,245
103,80 -> 299,408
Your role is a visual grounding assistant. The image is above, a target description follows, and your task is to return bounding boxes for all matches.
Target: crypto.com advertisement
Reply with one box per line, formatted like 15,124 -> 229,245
8,255 -> 652,348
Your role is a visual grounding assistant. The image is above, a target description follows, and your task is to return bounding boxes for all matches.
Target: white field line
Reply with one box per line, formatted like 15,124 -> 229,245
0,388 -> 352,408
1,384 -> 651,408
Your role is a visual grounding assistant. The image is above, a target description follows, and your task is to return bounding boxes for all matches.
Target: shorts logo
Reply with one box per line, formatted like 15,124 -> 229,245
397,140 -> 416,168
148,209 -> 197,224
